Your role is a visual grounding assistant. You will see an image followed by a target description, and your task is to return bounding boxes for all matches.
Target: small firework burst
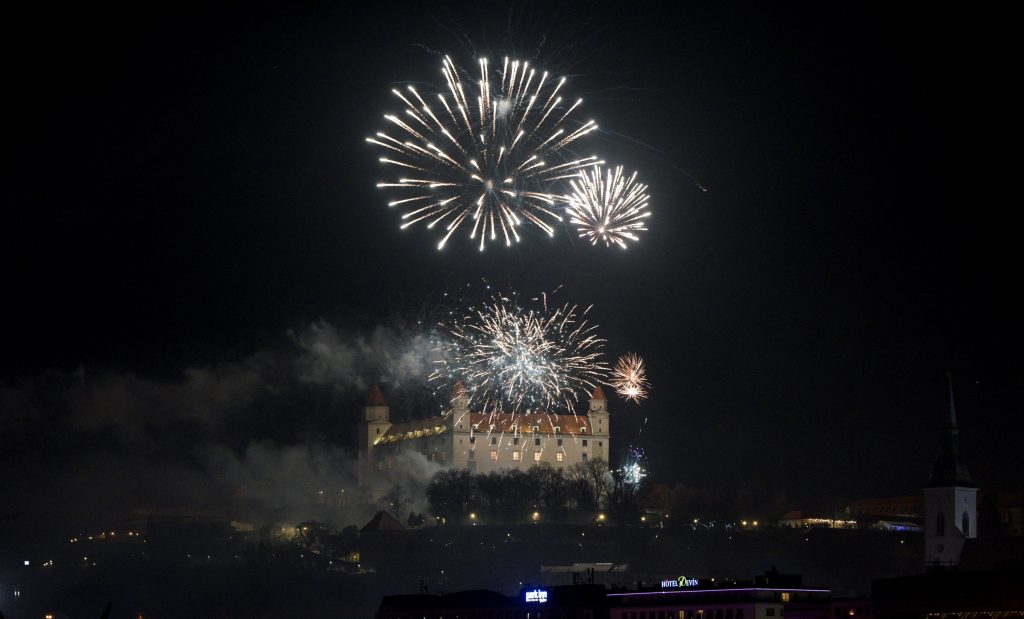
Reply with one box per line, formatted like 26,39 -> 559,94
564,165 -> 650,248
610,353 -> 650,403
620,445 -> 648,486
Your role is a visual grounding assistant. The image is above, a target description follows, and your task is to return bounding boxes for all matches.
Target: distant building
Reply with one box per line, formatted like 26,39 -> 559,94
376,584 -> 610,619
375,572 -> 869,619
923,378 -> 977,570
358,383 -> 611,486
608,570 -> 863,619
778,511 -> 858,529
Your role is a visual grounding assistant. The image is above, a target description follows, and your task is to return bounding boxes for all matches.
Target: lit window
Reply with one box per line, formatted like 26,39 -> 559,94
781,592 -> 791,602
490,450 -> 498,461
557,453 -> 564,462
534,452 -> 541,462
513,451 -> 521,461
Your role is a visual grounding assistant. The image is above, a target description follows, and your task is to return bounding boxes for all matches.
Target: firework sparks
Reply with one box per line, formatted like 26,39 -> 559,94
564,165 -> 651,248
620,445 -> 648,486
431,291 -> 609,417
610,353 -> 650,403
368,55 -> 602,250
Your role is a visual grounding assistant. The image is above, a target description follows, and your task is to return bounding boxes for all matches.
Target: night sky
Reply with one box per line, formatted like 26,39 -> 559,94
4,2 -> 1021,525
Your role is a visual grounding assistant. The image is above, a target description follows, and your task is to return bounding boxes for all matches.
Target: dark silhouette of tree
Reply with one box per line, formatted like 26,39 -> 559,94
606,468 -> 642,525
568,458 -> 609,510
426,469 -> 477,524
381,484 -> 410,519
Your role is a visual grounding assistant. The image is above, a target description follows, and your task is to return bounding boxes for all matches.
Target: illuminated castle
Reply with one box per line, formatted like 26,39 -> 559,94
357,382 -> 610,486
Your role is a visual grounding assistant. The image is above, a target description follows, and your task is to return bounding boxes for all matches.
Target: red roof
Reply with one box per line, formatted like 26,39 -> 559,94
366,384 -> 387,406
591,385 -> 607,401
360,510 -> 406,532
468,412 -> 591,435
453,381 -> 467,396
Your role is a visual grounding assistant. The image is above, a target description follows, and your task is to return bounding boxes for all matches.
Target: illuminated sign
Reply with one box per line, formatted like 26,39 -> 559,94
524,589 -> 549,603
661,576 -> 699,588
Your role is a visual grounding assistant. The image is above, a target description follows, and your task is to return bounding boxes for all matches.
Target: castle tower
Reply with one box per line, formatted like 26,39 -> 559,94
358,384 -> 392,486
587,385 -> 610,461
923,375 -> 977,569
451,380 -> 469,415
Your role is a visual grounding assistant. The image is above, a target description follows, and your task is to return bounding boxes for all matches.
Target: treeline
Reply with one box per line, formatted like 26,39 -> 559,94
425,460 -> 644,525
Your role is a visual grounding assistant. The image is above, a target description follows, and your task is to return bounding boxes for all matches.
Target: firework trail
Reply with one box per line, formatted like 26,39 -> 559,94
610,353 -> 650,403
431,291 -> 609,419
368,55 -> 602,250
564,165 -> 651,248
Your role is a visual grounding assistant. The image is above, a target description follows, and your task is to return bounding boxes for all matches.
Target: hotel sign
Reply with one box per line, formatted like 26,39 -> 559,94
661,576 -> 699,588
525,589 -> 549,603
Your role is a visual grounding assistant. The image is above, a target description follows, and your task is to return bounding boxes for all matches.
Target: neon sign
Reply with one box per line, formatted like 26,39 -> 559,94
661,576 -> 699,588
525,589 -> 549,603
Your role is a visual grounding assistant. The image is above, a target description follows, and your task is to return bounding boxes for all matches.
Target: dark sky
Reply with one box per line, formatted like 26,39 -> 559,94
4,2 -> 1021,519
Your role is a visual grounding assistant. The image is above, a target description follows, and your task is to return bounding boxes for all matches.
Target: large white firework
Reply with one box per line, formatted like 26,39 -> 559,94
368,55 -> 601,250
564,165 -> 651,248
610,353 -> 650,403
432,292 -> 609,416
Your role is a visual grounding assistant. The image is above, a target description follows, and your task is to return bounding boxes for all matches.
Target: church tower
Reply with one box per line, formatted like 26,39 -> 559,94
358,384 -> 392,486
923,376 -> 977,569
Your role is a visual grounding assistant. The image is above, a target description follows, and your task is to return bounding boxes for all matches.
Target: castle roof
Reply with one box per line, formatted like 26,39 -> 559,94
452,381 -> 467,396
466,412 -> 591,435
591,385 -> 607,401
366,384 -> 388,407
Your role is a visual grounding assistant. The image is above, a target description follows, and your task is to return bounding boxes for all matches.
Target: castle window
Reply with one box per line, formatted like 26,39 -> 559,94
513,437 -> 519,445
513,451 -> 521,461
534,425 -> 540,432
962,512 -> 970,536
469,436 -> 475,444
554,426 -> 560,433
535,438 -> 541,446
581,426 -> 586,433
557,453 -> 564,462
490,450 -> 498,461
937,511 -> 945,536
599,441 -> 603,447
582,453 -> 588,461
534,452 -> 541,462
557,438 -> 563,447
491,437 -> 497,445
469,450 -> 474,459
376,428 -> 381,434
582,439 -> 588,447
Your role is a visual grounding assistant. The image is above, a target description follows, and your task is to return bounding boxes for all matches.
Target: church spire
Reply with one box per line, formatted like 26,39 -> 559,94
947,372 -> 958,428
927,373 -> 974,488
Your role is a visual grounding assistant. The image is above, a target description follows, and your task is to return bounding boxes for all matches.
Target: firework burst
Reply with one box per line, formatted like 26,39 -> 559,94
610,353 -> 650,403
368,55 -> 602,251
564,165 -> 651,248
431,291 -> 609,417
